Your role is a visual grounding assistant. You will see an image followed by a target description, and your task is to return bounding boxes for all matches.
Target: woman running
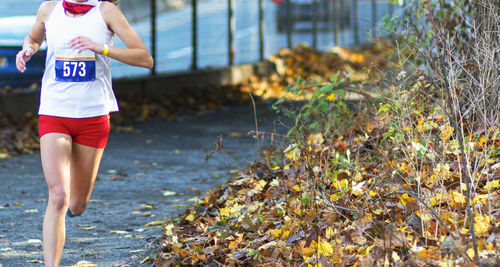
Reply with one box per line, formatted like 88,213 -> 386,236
16,0 -> 153,266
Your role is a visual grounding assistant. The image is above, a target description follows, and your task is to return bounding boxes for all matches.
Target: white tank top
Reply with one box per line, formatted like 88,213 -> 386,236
39,1 -> 119,118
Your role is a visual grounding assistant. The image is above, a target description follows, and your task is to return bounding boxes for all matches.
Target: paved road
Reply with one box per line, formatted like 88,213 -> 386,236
0,102 -> 288,266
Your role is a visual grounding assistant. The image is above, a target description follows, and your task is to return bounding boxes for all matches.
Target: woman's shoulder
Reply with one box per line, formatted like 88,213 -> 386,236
39,1 -> 58,11
99,1 -> 123,25
37,1 -> 58,20
99,1 -> 120,13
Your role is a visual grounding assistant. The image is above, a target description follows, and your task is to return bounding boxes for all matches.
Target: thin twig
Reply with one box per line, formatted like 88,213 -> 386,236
383,190 -> 456,240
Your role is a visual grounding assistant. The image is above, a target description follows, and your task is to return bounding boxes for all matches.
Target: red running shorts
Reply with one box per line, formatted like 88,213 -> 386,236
38,115 -> 110,148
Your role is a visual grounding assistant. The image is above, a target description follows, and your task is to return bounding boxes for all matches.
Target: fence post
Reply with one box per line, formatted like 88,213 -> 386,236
258,0 -> 264,61
352,0 -> 359,45
228,0 -> 234,65
312,0 -> 318,50
150,0 -> 157,75
339,0 -> 345,45
286,0 -> 292,49
333,0 -> 339,46
389,0 -> 394,17
191,0 -> 197,70
371,0 -> 377,37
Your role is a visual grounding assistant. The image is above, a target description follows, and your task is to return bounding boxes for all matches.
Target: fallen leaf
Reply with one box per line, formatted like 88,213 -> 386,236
110,230 -> 129,234
144,221 -> 163,226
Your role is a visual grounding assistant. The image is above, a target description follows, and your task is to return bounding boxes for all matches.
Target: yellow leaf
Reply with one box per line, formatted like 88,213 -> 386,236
439,125 -> 454,141
373,209 -> 383,215
366,123 -> 375,133
307,133 -> 324,146
400,193 -> 409,206
334,179 -> 349,190
293,184 -> 302,192
484,180 -> 500,190
430,193 -> 443,206
219,207 -> 231,217
72,261 -> 96,267
330,194 -> 341,201
27,260 -> 43,264
282,230 -> 291,239
144,221 -> 163,226
317,238 -> 334,257
327,93 -> 335,102
228,241 -> 238,251
219,204 -> 243,217
254,180 -> 267,190
417,119 -> 425,133
229,132 -> 242,137
472,194 -> 488,206
466,248 -> 475,260
271,228 -> 282,238
185,213 -> 195,222
140,256 -> 150,264
473,214 -> 490,236
450,191 -> 465,207
284,144 -> 300,161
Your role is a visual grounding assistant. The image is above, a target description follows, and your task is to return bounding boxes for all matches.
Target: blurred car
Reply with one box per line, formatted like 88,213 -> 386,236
271,0 -> 351,32
0,16 -> 46,88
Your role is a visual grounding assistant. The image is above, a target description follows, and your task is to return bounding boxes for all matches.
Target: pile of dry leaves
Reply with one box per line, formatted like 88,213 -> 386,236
153,118 -> 499,266
240,40 -> 395,99
152,42 -> 499,266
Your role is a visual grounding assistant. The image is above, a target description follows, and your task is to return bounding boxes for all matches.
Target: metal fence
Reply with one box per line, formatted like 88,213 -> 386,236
0,0 -> 403,79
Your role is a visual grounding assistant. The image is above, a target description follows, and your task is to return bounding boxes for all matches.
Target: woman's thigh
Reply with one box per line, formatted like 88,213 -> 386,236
40,133 -> 72,192
69,143 -> 104,203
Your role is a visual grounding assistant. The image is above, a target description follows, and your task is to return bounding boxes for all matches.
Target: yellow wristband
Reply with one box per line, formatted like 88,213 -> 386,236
102,44 -> 109,56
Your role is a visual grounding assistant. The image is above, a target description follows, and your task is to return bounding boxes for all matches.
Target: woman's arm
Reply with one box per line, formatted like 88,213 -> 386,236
16,1 -> 55,73
68,2 -> 154,69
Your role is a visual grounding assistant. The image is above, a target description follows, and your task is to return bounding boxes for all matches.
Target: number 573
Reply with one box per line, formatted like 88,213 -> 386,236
63,61 -> 86,77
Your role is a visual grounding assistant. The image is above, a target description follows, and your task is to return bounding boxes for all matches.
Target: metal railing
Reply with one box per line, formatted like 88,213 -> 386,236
134,0 -> 402,77
0,0 -> 403,78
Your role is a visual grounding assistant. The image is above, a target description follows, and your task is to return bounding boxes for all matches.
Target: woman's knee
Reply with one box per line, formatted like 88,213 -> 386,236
48,188 -> 69,211
68,200 -> 87,216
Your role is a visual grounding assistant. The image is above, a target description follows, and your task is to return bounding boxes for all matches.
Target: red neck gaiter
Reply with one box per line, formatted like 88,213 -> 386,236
63,0 -> 95,14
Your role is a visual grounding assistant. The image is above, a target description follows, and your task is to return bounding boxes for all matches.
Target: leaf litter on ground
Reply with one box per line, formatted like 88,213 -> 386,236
151,41 -> 500,266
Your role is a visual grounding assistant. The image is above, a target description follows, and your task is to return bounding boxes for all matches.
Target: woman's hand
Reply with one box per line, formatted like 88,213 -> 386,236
16,47 -> 35,73
68,36 -> 105,55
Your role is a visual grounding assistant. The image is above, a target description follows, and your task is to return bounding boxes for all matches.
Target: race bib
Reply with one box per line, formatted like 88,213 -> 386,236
55,49 -> 96,82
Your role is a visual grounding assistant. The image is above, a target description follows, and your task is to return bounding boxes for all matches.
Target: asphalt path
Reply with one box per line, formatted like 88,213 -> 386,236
0,102 -> 288,266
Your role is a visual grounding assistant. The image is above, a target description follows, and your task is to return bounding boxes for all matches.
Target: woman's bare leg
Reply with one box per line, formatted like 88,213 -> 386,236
68,143 -> 104,216
40,133 -> 72,267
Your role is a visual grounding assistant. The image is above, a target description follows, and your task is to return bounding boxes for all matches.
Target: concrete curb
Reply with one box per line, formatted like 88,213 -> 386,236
0,61 -> 276,119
